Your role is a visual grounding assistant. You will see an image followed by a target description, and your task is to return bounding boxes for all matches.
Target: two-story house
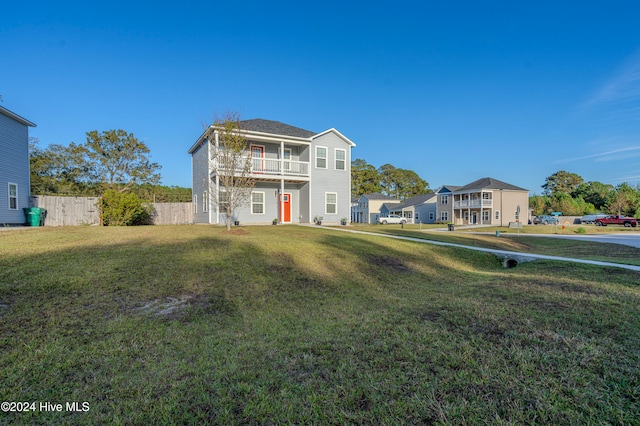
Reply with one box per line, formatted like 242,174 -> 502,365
189,119 -> 355,225
0,106 -> 36,226
353,192 -> 400,224
436,177 -> 528,225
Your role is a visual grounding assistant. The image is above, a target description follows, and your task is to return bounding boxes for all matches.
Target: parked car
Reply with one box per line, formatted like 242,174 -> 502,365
533,215 -> 558,225
378,214 -> 407,225
580,214 -> 607,224
595,215 -> 638,227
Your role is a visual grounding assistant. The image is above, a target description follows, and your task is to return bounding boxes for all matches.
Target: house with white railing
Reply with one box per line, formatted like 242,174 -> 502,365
436,177 -> 529,225
188,119 -> 355,225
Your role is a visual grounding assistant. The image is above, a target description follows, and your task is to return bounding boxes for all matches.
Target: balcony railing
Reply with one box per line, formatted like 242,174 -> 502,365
453,199 -> 493,209
211,155 -> 309,178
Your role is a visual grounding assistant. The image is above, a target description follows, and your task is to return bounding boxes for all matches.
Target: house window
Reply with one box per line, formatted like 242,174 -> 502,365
316,146 -> 327,169
429,212 -> 434,221
482,211 -> 489,222
440,195 -> 448,205
405,212 -> 412,219
193,194 -> 198,214
495,210 -> 500,220
203,192 -> 208,212
464,211 -> 469,222
482,193 -> 491,200
219,190 -> 229,211
441,211 -> 448,221
325,192 -> 337,214
281,148 -> 292,171
8,183 -> 18,210
415,212 -> 420,222
251,192 -> 265,214
335,149 -> 346,170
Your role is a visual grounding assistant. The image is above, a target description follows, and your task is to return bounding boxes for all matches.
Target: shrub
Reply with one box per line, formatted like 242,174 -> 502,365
575,227 -> 587,234
99,190 -> 154,226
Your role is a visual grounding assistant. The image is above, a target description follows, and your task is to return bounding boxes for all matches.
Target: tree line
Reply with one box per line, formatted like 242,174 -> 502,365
351,158 -> 431,200
30,131 -> 191,202
531,170 -> 640,217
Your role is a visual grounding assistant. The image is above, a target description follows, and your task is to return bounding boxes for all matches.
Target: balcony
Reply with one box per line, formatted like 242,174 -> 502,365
211,155 -> 309,179
453,199 -> 493,209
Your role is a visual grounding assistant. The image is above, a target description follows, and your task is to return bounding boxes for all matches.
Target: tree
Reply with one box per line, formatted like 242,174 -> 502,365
542,170 -> 584,196
82,130 -> 161,192
606,183 -> 639,216
529,194 -> 551,216
394,168 -> 430,199
378,164 -> 430,200
30,139 -> 94,195
573,181 -> 614,212
351,158 -> 382,197
205,114 -> 255,231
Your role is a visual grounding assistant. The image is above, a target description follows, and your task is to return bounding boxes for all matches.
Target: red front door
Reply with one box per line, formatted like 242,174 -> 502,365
280,193 -> 291,223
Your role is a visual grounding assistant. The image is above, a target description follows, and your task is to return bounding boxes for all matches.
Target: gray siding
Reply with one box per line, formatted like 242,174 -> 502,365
415,202 -> 437,224
230,182 -> 303,225
309,132 -> 352,224
0,113 -> 31,225
190,140 -> 210,224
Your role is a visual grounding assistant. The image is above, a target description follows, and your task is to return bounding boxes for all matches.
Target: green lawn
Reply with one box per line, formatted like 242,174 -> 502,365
350,224 -> 640,266
1,225 -> 639,424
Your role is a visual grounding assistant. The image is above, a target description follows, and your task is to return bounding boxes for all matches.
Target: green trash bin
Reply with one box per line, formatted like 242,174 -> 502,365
23,207 -> 42,227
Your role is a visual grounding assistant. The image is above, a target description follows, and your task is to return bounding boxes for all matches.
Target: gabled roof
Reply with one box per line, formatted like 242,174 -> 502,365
360,192 -> 399,201
386,193 -> 437,210
381,202 -> 403,211
189,118 -> 354,154
312,128 -> 356,147
0,106 -> 36,127
436,185 -> 461,194
238,119 -> 316,138
457,177 -> 527,192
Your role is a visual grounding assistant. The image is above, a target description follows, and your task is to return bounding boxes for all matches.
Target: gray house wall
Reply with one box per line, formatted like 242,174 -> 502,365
0,109 -> 34,225
190,140 -> 210,224
415,202 -> 437,224
309,132 -> 351,224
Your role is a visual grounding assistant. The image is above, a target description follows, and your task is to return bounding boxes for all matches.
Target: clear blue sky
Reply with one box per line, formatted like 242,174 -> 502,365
3,1 -> 640,194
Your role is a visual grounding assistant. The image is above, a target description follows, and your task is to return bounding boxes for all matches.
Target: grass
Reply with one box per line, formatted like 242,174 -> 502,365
1,225 -> 639,424
349,224 -> 640,266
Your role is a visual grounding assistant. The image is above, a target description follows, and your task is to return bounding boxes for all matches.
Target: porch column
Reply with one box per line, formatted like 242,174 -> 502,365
280,179 -> 285,222
280,141 -> 284,176
215,130 -> 220,225
480,191 -> 483,225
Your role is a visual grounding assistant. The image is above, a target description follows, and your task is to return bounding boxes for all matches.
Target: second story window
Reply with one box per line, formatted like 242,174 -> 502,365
335,149 -> 346,170
440,195 -> 449,205
316,146 -> 327,169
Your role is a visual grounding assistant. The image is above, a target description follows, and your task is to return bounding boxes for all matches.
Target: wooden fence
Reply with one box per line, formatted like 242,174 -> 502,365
30,195 -> 193,226
151,203 -> 193,225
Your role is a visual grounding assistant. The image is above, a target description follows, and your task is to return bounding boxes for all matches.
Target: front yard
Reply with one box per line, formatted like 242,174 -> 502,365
1,225 -> 639,424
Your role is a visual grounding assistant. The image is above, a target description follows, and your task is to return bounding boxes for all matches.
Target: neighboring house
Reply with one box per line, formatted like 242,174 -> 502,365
380,192 -> 437,224
436,177 -> 529,225
0,106 -> 36,226
353,192 -> 399,224
188,119 -> 355,225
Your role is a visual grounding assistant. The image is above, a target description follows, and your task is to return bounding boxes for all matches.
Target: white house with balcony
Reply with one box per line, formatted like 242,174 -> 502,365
188,119 -> 355,225
436,177 -> 529,226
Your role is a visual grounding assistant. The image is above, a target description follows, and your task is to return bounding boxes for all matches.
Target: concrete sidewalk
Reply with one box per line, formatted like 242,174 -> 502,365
322,226 -> 640,272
